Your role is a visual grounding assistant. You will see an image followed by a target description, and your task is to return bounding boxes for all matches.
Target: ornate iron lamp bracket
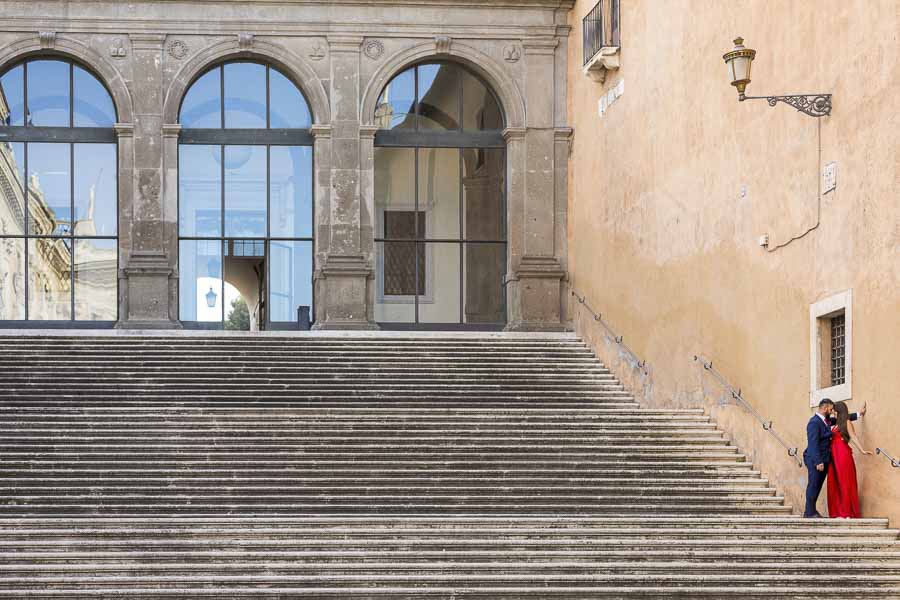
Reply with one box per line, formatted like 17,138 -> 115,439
742,93 -> 832,118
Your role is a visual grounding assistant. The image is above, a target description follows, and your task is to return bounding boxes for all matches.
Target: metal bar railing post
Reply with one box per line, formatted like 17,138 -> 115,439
693,355 -> 803,468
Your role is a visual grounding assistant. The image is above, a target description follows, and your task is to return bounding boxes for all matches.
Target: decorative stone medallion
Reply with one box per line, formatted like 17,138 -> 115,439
110,38 -> 127,58
167,40 -> 189,60
503,44 -> 521,63
309,42 -> 326,61
363,40 -> 385,60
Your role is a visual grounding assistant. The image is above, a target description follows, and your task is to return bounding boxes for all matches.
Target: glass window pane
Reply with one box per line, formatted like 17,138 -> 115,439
464,242 -> 506,324
418,242 -> 460,323
418,147 -> 459,239
179,145 -> 221,237
27,60 -> 70,127
1,142 -> 26,234
375,147 -> 415,238
417,64 -> 460,131
0,238 -> 25,320
180,68 -> 221,128
224,63 -> 266,129
270,146 -> 312,238
224,145 -> 266,238
74,238 -> 117,320
28,237 -> 71,320
376,68 -> 415,130
269,240 -> 313,323
374,241 -> 415,323
461,70 -> 503,131
74,143 -> 117,237
0,65 -> 25,126
269,69 -> 311,129
27,143 -> 71,236
224,240 -> 264,331
73,66 -> 115,127
179,239 -> 223,322
462,148 -> 505,241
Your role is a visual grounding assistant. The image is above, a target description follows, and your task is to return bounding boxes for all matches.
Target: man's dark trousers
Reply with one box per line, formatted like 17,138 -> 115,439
804,459 -> 827,517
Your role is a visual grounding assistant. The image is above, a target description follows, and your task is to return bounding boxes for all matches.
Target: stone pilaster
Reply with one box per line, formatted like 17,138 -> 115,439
314,36 -> 376,329
118,33 -> 178,329
506,38 -> 567,331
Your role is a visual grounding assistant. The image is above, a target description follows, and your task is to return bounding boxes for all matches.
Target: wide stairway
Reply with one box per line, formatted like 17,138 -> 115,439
0,333 -> 898,598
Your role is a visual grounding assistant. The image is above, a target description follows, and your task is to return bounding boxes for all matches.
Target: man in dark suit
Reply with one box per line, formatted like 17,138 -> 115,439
803,398 -> 865,517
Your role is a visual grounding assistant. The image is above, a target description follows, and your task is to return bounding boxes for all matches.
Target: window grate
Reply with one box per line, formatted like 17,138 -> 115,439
583,0 -> 620,66
830,314 -> 845,386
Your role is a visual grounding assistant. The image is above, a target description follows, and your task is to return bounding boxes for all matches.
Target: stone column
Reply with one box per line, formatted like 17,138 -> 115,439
118,33 -> 178,329
314,35 -> 376,329
505,37 -> 566,331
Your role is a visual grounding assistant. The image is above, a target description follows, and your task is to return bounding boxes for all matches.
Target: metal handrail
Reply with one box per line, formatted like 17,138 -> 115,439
876,448 -> 900,469
571,290 -> 648,374
693,355 -> 803,467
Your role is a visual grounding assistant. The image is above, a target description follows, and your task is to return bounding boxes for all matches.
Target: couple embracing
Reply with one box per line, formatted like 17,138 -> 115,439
803,398 -> 872,518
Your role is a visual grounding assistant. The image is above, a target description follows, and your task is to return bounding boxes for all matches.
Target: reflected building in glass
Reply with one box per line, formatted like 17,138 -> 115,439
0,2 -> 572,331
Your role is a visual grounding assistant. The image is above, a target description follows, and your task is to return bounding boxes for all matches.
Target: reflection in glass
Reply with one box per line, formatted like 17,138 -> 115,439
0,64 -> 24,126
419,148 -> 459,239
180,68 -> 221,128
461,69 -> 503,131
0,142 -> 26,234
179,239 -> 223,322
374,147 -> 415,238
27,60 -> 70,127
28,237 -> 72,320
270,146 -> 313,238
269,69 -> 311,129
74,144 -> 117,236
179,145 -> 221,237
74,238 -> 117,320
417,64 -> 460,130
224,63 -> 266,129
269,240 -> 313,322
462,148 -> 505,241
224,240 -> 264,331
464,243 -> 505,324
73,66 -> 116,127
28,143 -> 71,236
0,238 -> 25,320
374,241 -> 415,323
418,242 -> 460,323
224,145 -> 266,238
375,68 -> 415,130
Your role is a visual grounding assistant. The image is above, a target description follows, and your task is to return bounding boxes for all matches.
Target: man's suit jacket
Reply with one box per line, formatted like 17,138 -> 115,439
803,412 -> 858,468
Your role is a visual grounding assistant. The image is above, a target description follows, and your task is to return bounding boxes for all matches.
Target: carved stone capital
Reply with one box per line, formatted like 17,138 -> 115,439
114,123 -> 135,138
310,124 -> 333,139
161,124 -> 182,139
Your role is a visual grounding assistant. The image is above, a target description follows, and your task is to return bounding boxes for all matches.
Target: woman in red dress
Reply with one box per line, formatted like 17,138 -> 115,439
827,401 -> 873,518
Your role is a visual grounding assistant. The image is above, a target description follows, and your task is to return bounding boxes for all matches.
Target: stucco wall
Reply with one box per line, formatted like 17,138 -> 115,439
567,0 -> 900,522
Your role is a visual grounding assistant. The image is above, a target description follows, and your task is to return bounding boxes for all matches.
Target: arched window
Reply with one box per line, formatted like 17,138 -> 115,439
373,62 -> 507,327
177,61 -> 314,330
0,58 -> 118,323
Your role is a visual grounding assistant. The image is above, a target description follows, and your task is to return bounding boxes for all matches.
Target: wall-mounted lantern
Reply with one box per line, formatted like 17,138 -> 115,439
723,37 -> 832,118
205,286 -> 218,308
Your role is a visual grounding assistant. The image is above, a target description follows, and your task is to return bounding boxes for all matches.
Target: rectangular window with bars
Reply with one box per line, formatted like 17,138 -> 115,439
830,314 -> 846,386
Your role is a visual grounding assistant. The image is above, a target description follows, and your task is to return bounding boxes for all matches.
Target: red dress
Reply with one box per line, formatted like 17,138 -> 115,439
826,425 -> 861,518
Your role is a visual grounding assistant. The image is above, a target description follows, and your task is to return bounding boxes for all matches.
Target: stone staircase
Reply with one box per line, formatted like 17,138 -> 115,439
0,332 -> 897,598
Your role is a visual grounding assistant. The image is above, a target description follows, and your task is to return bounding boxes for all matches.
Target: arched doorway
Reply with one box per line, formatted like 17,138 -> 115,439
373,61 -> 507,328
0,58 -> 119,324
176,61 -> 314,330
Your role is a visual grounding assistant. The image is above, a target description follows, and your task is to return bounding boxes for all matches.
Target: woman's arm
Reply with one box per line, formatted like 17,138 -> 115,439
848,422 -> 873,455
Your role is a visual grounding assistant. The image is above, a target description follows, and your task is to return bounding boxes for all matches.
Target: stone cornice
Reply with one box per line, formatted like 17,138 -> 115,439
128,32 -> 167,50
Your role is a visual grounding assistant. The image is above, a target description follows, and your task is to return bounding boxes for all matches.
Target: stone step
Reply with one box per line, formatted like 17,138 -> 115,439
2,525 -> 893,540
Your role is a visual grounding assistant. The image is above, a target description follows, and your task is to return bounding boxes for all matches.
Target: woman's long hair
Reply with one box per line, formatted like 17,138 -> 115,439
833,401 -> 851,443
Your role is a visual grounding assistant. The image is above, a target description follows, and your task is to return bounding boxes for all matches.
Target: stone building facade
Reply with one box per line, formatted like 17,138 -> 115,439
0,0 -> 573,330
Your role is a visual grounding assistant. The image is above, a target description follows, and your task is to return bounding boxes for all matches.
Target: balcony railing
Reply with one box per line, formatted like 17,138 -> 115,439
583,0 -> 620,66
